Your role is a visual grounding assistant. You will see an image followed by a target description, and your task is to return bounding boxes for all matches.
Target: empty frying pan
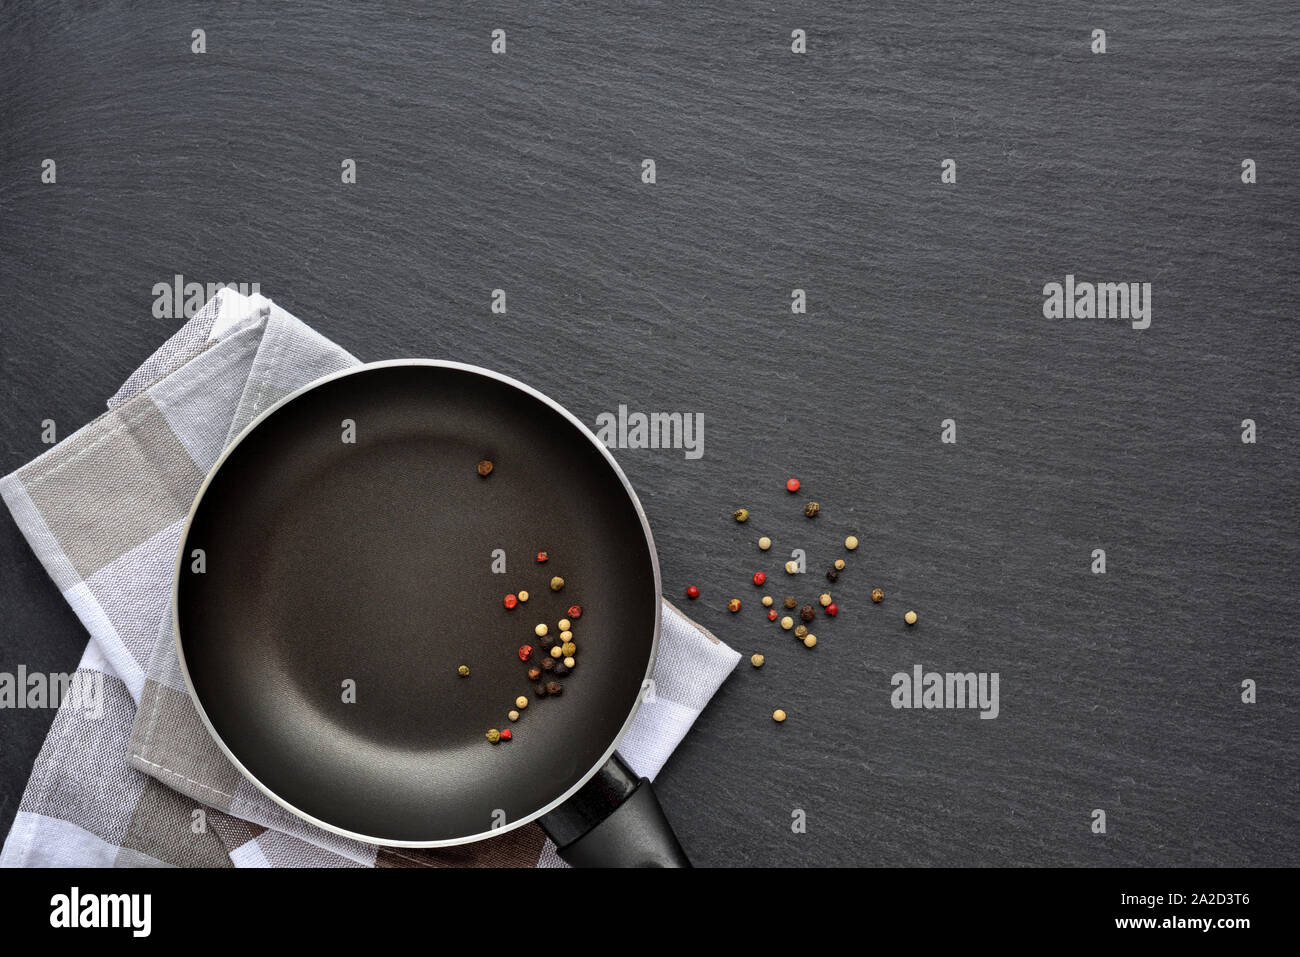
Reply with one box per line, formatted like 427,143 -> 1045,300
172,360 -> 689,866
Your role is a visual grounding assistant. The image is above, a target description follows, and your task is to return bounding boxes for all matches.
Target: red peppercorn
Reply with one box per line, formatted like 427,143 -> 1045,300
686,585 -> 700,599
536,551 -> 549,563
499,728 -> 512,741
518,644 -> 533,661
786,478 -> 800,493
767,608 -> 778,621
567,605 -> 583,620
825,603 -> 838,617
504,593 -> 518,610
752,571 -> 766,587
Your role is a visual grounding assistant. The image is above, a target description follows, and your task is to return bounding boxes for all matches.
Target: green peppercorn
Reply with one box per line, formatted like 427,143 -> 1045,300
733,508 -> 749,523
561,641 -> 577,657
804,501 -> 820,518
550,576 -> 565,592
457,664 -> 470,677
794,625 -> 808,638
784,596 -> 797,609
486,729 -> 501,743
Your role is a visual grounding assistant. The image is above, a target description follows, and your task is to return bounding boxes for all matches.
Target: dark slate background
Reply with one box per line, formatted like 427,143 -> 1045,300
2,2 -> 1297,866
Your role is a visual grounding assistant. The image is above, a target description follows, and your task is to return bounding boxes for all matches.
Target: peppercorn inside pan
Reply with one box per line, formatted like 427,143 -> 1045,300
175,362 -> 660,846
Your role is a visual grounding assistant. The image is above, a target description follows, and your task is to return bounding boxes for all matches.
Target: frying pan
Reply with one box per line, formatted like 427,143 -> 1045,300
172,360 -> 690,866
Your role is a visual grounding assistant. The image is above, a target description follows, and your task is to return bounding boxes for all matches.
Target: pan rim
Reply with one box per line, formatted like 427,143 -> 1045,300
170,358 -> 663,848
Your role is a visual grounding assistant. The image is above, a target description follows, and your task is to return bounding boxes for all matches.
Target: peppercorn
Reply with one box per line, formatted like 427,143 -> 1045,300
728,598 -> 742,613
761,595 -> 774,607
826,569 -> 839,583
803,635 -> 817,648
784,596 -> 797,609
504,593 -> 518,610
536,551 -> 548,563
819,592 -> 832,607
785,560 -> 798,574
758,536 -> 772,550
752,571 -> 766,587
559,630 -> 573,642
553,662 -> 570,677
550,646 -> 563,659
567,605 -> 583,620
508,709 -> 520,721
534,683 -> 548,697
905,610 -> 918,626
800,604 -> 815,622
563,656 -> 576,669
773,709 -> 787,722
834,559 -> 845,571
486,728 -> 501,743
477,460 -> 494,477
517,590 -> 529,602
515,695 -> 528,710
518,645 -> 533,661
540,657 -> 555,672
546,681 -> 563,696
845,535 -> 859,550
767,609 -> 778,621
535,623 -> 548,638
457,664 -> 470,677
562,641 -> 576,657
786,478 -> 800,493
825,602 -> 838,617
550,576 -> 565,592
686,585 -> 699,599
751,654 -> 765,668
527,666 -> 542,681
780,616 -> 794,630
872,588 -> 884,603
558,619 -> 571,631
499,728 -> 512,741
794,625 -> 808,638
804,501 -> 820,518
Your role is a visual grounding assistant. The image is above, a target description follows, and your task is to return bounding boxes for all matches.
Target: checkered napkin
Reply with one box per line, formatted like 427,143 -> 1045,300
1,291 -> 740,868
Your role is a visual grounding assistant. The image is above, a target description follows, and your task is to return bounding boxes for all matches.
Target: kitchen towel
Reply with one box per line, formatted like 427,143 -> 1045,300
1,290 -> 740,867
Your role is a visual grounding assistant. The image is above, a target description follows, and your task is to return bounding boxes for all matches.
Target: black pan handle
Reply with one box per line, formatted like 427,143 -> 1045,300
539,752 -> 691,867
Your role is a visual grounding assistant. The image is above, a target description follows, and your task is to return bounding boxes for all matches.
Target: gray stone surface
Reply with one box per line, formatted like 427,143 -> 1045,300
1,2 -> 1296,865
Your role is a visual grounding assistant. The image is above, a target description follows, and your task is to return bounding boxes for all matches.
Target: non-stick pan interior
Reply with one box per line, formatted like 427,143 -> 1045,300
176,363 -> 659,844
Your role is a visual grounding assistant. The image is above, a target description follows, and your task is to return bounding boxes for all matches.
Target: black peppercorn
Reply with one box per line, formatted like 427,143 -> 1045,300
804,501 -> 820,518
534,683 -> 548,697
553,662 -> 571,677
527,666 -> 542,682
546,681 -> 563,696
826,569 -> 838,583
800,604 -> 816,622
784,596 -> 797,609
541,657 -> 555,672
